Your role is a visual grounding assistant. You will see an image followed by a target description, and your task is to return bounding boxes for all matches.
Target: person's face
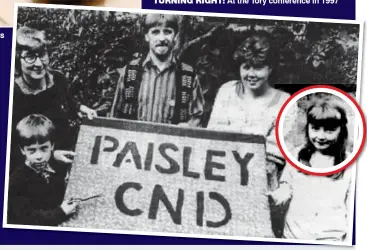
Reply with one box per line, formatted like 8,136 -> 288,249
20,141 -> 53,170
20,49 -> 49,80
308,123 -> 341,152
240,63 -> 271,91
145,26 -> 176,59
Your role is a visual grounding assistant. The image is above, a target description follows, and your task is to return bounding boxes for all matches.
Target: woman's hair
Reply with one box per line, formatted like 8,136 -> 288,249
298,95 -> 349,178
16,114 -> 56,148
15,27 -> 49,75
233,31 -> 278,84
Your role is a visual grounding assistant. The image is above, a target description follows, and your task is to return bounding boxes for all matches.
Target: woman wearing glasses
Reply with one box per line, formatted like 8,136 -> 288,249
11,27 -> 96,169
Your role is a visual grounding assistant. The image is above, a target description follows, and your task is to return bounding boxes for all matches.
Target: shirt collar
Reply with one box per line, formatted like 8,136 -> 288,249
142,53 -> 178,70
25,160 -> 55,175
15,71 -> 55,95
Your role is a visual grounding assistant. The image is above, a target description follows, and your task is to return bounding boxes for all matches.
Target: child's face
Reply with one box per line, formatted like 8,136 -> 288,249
308,123 -> 341,152
20,141 -> 53,170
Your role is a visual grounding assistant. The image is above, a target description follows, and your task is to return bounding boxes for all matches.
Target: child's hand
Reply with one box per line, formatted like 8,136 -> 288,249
54,150 -> 76,164
61,199 -> 79,216
266,183 -> 293,206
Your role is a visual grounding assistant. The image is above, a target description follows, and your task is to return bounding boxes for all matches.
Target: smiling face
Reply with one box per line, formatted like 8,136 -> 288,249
145,26 -> 176,60
240,63 -> 272,92
20,141 -> 53,171
308,123 -> 341,152
20,49 -> 49,81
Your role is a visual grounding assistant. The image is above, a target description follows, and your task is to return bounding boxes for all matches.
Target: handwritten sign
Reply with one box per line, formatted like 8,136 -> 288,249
63,117 -> 274,238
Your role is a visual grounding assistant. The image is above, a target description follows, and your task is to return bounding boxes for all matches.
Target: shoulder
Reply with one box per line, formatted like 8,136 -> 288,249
293,145 -> 304,155
9,166 -> 30,189
217,80 -> 238,96
214,81 -> 238,99
13,78 -> 23,95
282,146 -> 306,174
286,145 -> 303,162
342,162 -> 354,181
117,58 -> 143,79
48,70 -> 69,90
219,80 -> 238,93
269,89 -> 294,114
49,158 -> 68,175
49,70 -> 67,81
274,89 -> 291,102
278,89 -> 291,98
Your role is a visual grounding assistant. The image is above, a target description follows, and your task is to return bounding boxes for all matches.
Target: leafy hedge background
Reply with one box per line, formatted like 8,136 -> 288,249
17,7 -> 360,128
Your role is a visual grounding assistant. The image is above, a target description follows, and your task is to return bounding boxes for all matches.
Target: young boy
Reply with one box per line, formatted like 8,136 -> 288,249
7,114 -> 79,226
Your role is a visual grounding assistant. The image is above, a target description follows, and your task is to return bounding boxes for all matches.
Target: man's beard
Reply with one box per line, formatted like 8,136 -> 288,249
155,52 -> 172,61
154,44 -> 173,61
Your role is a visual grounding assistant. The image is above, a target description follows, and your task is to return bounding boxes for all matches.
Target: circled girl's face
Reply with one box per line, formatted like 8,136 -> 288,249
20,49 -> 49,80
240,63 -> 271,92
308,123 -> 341,152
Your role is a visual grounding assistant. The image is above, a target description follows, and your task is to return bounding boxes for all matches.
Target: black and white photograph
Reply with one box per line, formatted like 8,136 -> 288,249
284,92 -> 356,168
271,90 -> 357,241
3,3 -> 363,246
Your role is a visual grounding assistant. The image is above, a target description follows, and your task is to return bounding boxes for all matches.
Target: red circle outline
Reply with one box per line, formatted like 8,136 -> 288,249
275,85 -> 366,176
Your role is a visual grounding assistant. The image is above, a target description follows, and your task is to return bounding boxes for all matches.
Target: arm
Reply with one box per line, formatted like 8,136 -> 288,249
344,171 -> 353,219
12,198 -> 66,226
53,71 -> 81,115
110,67 -> 126,118
187,75 -> 205,127
283,100 -> 299,149
265,94 -> 297,167
265,117 -> 290,190
267,164 -> 294,206
265,122 -> 286,168
54,71 -> 96,120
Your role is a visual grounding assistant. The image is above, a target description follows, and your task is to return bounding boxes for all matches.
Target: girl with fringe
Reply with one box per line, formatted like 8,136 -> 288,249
268,95 -> 353,241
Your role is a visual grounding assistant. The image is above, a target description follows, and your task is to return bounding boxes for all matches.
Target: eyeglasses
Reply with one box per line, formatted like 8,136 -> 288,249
20,51 -> 49,64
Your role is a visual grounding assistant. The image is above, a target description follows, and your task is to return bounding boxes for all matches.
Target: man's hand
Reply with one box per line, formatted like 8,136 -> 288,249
266,183 -> 293,206
78,105 -> 97,120
54,150 -> 76,164
61,199 -> 79,216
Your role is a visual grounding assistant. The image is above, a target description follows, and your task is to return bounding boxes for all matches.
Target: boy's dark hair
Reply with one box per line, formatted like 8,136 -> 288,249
16,114 -> 55,148
144,14 -> 179,34
298,96 -> 349,179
